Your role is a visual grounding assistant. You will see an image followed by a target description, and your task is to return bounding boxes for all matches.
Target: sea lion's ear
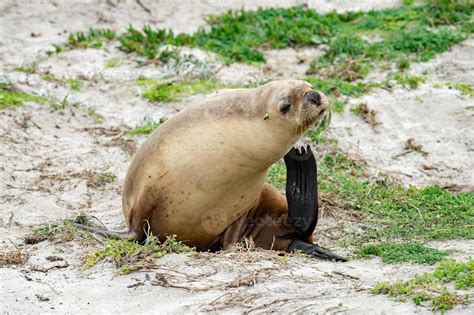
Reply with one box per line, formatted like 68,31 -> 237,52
283,145 -> 318,238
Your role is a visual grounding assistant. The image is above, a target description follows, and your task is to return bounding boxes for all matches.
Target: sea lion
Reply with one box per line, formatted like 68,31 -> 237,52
77,79 -> 345,261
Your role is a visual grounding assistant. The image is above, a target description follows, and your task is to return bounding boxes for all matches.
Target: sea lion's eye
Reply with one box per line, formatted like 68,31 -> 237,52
280,103 -> 291,114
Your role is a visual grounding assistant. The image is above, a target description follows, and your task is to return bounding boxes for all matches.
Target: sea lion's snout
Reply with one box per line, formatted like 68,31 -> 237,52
304,90 -> 322,107
299,88 -> 328,129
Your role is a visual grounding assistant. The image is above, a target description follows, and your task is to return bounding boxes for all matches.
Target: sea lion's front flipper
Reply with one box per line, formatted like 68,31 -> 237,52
289,240 -> 347,262
284,145 -> 318,237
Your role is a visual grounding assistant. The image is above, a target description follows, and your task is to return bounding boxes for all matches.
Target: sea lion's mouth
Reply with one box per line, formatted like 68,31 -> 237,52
301,107 -> 327,129
300,90 -> 328,129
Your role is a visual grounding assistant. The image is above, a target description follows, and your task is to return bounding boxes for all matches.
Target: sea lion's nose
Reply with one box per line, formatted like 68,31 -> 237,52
304,90 -> 322,106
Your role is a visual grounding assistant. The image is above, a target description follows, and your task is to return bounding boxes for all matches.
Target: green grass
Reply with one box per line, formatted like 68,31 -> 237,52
85,171 -> 116,188
67,28 -> 116,49
304,77 -> 375,113
32,219 -> 83,242
128,117 -> 167,135
36,294 -> 50,302
30,214 -> 193,273
355,242 -> 449,264
267,151 -> 474,245
0,83 -> 49,110
14,61 -> 39,74
137,78 -> 227,102
308,26 -> 466,77
90,1 -> 469,66
41,73 -> 55,81
372,258 -> 472,311
105,58 -> 123,68
83,234 -> 193,269
267,162 -> 287,191
67,78 -> 83,91
449,82 -> 474,97
305,77 -> 373,97
319,153 -> 474,244
307,111 -> 336,144
394,73 -> 426,89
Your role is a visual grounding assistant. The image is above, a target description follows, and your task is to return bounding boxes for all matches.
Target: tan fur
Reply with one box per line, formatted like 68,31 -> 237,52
122,80 -> 327,251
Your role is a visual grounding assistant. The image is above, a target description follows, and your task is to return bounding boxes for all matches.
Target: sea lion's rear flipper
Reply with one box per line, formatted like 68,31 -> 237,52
72,223 -> 140,242
289,240 -> 347,262
284,145 -> 318,237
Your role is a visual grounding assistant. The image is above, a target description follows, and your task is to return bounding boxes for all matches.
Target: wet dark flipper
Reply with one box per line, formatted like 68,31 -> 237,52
289,240 -> 347,262
284,145 -> 318,238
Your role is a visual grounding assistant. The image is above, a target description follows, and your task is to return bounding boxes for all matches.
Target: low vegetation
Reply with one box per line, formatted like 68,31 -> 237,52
67,78 -> 83,91
53,1 -> 471,113
30,213 -> 94,243
66,28 -> 116,49
0,82 -> 49,110
85,171 -> 116,188
60,1 -> 471,70
128,117 -> 167,135
355,242 -> 449,264
29,214 -> 193,273
393,73 -> 427,89
112,1 -> 472,66
83,234 -> 193,273
0,249 -> 29,267
304,78 -> 375,112
449,82 -> 474,97
137,78 -> 226,102
267,150 -> 474,246
372,258 -> 473,311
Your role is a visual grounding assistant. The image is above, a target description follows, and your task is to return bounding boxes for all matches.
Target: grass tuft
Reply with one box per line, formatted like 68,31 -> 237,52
83,234 -> 193,269
85,171 -> 116,189
67,28 -> 116,49
372,258 -> 472,311
355,242 -> 449,264
0,82 -> 49,110
67,78 -> 83,91
128,117 -> 167,135
449,82 -> 474,97
137,78 -> 226,102
394,73 -> 426,89
0,249 -> 29,267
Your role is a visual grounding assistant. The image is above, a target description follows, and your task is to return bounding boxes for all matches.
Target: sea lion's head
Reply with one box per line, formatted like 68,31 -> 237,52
258,80 -> 328,133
